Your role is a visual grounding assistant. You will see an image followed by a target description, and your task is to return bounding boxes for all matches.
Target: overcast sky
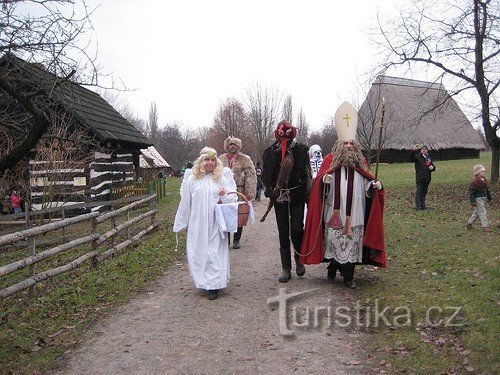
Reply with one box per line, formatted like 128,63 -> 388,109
86,0 -> 409,131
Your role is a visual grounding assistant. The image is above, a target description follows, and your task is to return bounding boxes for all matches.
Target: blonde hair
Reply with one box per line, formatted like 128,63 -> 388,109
192,147 -> 224,180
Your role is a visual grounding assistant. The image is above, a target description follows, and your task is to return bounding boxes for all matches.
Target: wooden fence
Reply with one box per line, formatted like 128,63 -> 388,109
111,179 -> 167,201
0,194 -> 158,299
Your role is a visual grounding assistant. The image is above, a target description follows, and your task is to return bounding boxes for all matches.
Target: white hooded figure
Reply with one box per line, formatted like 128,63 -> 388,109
308,144 -> 323,178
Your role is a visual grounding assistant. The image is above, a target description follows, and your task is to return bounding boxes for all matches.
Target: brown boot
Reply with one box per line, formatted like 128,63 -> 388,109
483,227 -> 492,233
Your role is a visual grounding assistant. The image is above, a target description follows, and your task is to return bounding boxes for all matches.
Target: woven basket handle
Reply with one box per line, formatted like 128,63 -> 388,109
226,191 -> 248,203
217,191 -> 248,204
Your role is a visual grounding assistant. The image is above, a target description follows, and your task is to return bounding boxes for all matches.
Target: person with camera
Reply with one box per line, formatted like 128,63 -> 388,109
409,143 -> 436,210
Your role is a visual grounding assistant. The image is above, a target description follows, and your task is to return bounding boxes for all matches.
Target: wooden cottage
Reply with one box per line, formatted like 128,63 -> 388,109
139,146 -> 172,181
0,54 -> 153,211
358,75 -> 484,162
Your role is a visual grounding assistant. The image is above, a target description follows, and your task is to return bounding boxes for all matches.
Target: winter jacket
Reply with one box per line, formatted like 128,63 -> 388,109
409,150 -> 436,183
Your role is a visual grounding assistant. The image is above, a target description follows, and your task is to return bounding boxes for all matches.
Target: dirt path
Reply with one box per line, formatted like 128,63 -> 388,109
54,200 -> 372,375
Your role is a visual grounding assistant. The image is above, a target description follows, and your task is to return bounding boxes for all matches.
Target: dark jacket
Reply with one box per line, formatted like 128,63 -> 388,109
469,177 -> 492,204
409,150 -> 436,183
262,141 -> 311,202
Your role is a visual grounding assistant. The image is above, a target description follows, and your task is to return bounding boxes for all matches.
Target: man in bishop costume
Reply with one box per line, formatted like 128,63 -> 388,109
300,102 -> 387,289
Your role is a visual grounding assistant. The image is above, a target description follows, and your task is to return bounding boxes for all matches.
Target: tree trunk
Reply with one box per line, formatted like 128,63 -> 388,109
491,143 -> 499,184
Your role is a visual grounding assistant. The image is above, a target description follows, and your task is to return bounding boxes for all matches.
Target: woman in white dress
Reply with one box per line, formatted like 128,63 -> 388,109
173,147 -> 237,300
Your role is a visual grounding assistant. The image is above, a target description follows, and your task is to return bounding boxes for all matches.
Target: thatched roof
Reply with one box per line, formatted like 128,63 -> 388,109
139,146 -> 170,169
358,75 -> 484,150
0,53 -> 152,148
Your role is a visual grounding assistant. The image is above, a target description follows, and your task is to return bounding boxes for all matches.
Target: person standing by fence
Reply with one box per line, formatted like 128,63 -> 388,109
173,147 -> 238,300
10,190 -> 22,214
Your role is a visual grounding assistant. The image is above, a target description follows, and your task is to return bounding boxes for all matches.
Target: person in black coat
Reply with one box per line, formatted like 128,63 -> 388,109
409,144 -> 436,210
262,121 -> 311,282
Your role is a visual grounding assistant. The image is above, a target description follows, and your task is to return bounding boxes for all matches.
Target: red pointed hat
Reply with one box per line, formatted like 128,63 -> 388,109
274,121 -> 297,162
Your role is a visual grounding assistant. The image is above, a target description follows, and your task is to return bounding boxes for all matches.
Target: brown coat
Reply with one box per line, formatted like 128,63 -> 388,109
219,153 -> 257,200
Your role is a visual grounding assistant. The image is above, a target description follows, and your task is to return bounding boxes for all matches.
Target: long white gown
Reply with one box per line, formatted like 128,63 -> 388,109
173,168 -> 237,290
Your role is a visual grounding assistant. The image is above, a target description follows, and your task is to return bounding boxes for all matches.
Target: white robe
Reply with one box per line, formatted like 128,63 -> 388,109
322,167 -> 373,264
173,168 -> 237,290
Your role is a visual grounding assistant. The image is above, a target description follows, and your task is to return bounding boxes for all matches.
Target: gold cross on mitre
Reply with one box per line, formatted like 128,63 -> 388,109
343,114 -> 351,127
334,102 -> 358,141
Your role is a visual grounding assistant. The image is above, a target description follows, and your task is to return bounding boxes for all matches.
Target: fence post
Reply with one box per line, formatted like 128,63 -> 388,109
127,210 -> 130,240
111,217 -> 116,248
91,215 -> 98,268
24,201 -> 30,229
151,194 -> 157,231
28,235 -> 36,298
61,208 -> 66,243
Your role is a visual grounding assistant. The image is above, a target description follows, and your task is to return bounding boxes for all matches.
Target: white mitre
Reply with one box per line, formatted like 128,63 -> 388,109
334,102 -> 358,141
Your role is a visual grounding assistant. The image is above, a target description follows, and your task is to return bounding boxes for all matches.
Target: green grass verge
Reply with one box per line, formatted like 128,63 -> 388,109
357,152 -> 499,374
1,155 -> 499,374
0,178 -> 183,375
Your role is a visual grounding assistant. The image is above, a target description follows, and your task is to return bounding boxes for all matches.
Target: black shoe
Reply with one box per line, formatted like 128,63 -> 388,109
208,289 -> 219,300
232,240 -> 240,249
279,269 -> 291,283
344,280 -> 356,289
296,263 -> 305,277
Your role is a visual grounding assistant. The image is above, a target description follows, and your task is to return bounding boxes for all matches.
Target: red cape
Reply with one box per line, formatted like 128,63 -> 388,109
299,153 -> 387,268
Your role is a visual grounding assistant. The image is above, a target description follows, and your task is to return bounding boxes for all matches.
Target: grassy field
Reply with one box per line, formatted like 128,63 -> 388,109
357,152 -> 499,374
0,154 -> 498,374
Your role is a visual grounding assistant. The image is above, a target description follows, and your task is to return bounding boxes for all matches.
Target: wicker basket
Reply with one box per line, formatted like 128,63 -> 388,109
225,191 -> 250,227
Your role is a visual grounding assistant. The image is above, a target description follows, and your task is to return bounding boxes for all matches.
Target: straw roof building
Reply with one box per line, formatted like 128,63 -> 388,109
358,76 -> 484,162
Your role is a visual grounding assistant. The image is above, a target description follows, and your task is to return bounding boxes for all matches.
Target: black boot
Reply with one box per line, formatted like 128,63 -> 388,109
327,261 -> 338,281
294,252 -> 305,276
279,248 -> 292,283
296,263 -> 305,277
208,289 -> 219,300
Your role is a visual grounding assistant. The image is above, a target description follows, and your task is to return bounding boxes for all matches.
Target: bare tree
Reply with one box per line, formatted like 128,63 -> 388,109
148,101 -> 159,141
376,0 -> 500,182
0,0 -> 97,176
156,123 -> 201,171
295,107 -> 309,145
245,83 -> 282,159
197,126 -> 212,149
212,98 -> 249,152
308,118 -> 338,156
356,80 -> 399,163
281,95 -> 293,123
30,111 -> 102,214
477,126 -> 490,150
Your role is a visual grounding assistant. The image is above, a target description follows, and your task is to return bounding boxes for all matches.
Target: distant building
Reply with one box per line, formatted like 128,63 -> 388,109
139,146 -> 172,181
358,75 -> 484,162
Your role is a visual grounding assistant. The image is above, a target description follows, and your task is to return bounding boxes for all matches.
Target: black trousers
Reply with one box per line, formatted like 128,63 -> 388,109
415,181 -> 430,209
274,200 -> 305,269
328,259 -> 355,282
228,227 -> 243,243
